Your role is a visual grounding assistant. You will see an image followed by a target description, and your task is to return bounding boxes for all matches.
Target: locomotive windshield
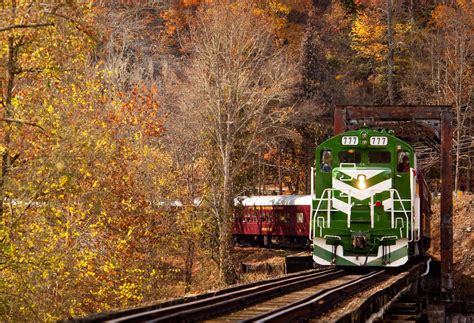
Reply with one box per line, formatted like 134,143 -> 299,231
339,150 -> 361,163
368,151 -> 391,164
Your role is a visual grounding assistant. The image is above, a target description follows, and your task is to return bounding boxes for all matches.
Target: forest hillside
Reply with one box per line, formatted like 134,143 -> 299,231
0,0 -> 472,321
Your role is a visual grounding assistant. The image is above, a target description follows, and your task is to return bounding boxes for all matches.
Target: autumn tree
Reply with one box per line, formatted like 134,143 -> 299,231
429,0 -> 473,191
294,1 -> 339,192
0,2 -> 178,320
160,74 -> 211,292
350,0 -> 415,103
173,0 -> 295,284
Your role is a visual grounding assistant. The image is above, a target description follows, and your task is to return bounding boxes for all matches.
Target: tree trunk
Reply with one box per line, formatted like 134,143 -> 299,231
184,238 -> 195,293
278,154 -> 282,194
386,0 -> 395,105
0,36 -> 17,219
219,150 -> 237,285
455,105 -> 461,192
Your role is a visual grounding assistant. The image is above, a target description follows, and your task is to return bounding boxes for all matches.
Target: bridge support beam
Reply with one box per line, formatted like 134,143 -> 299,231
440,111 -> 453,294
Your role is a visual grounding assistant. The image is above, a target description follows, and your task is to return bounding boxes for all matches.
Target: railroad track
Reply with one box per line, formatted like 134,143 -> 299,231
206,270 -> 387,322
73,268 -> 331,322
76,267 -> 391,323
101,268 -> 341,322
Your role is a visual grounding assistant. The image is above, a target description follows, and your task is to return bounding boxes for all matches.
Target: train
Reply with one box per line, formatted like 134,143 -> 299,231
233,195 -> 312,247
233,127 -> 431,267
311,127 -> 431,266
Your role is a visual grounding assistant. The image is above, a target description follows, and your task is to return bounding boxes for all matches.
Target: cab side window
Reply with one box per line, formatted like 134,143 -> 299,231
397,151 -> 410,173
320,150 -> 332,173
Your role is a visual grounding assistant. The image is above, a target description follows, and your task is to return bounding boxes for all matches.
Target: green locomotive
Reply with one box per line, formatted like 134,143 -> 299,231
310,128 -> 431,266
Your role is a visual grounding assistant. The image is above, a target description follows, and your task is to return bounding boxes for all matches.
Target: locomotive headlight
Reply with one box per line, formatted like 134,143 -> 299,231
357,175 -> 367,189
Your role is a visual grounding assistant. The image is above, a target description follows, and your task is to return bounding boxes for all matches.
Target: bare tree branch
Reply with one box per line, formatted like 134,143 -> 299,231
0,23 -> 54,32
0,118 -> 46,132
45,11 -> 99,42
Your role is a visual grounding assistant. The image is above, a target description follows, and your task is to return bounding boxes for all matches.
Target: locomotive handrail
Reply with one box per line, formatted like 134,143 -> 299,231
378,235 -> 398,241
409,167 -> 417,242
310,188 -> 332,240
337,189 -> 355,228
391,189 -> 412,241
395,218 -> 405,239
370,193 -> 374,228
312,189 -> 346,239
323,234 -> 341,241
390,190 -> 395,228
327,190 -> 332,227
339,163 -> 357,168
312,188 -> 411,241
348,192 -> 352,228
312,188 -> 356,239
414,197 -> 421,242
316,217 -> 326,237
337,174 -> 353,182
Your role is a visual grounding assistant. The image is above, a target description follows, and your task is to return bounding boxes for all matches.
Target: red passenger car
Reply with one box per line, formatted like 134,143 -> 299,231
233,195 -> 312,247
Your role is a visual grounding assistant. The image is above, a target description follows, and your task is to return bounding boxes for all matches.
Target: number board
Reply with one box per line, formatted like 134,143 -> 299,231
341,136 -> 359,146
370,136 -> 388,146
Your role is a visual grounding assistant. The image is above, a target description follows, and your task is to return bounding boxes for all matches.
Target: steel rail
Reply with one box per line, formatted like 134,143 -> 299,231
109,269 -> 344,322
246,270 -> 387,322
69,268 -> 329,323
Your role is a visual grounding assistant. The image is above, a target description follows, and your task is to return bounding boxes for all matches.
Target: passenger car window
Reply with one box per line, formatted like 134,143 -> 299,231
397,151 -> 410,173
296,212 -> 304,224
339,150 -> 361,163
320,150 -> 332,172
369,151 -> 391,163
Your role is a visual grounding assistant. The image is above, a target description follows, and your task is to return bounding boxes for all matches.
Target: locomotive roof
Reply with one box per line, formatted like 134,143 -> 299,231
241,195 -> 312,206
316,127 -> 413,151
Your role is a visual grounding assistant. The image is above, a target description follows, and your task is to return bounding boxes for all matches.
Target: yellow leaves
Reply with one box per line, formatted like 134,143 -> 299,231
102,261 -> 118,274
46,105 -> 54,114
268,0 -> 291,16
54,208 -> 64,218
85,270 -> 96,277
59,175 -> 69,187
351,11 -> 387,62
351,9 -> 414,63
0,145 -> 5,154
183,0 -> 202,7
431,0 -> 474,32
134,131 -> 142,142
395,21 -> 413,35
116,239 -> 128,250
431,4 -> 452,28
117,282 -> 143,302
55,162 -> 65,171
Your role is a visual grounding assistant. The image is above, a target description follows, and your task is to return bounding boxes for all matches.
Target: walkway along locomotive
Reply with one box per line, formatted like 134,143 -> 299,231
310,128 -> 431,267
